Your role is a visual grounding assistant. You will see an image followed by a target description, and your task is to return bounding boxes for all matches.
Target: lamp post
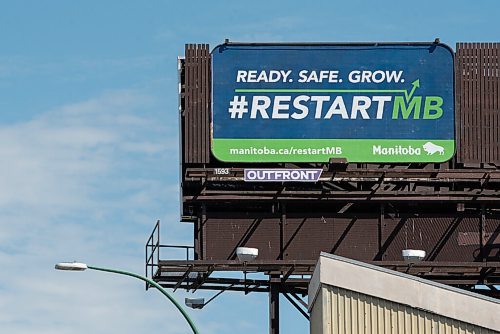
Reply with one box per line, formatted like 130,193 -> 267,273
55,262 -> 200,334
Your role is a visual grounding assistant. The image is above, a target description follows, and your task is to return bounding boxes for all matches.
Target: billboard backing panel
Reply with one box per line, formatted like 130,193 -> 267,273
212,43 -> 455,163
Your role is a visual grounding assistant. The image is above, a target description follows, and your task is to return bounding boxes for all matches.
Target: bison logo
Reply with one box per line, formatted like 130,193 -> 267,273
422,142 -> 444,155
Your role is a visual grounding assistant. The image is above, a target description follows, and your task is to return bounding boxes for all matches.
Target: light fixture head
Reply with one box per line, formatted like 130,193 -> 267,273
185,298 -> 205,309
236,247 -> 259,262
55,262 -> 88,271
402,249 -> 426,262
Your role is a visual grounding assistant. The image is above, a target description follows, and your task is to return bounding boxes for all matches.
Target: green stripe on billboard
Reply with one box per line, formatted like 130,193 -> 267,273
212,139 -> 455,163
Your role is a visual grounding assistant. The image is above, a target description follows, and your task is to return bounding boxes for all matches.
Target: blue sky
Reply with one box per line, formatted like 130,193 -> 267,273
0,1 -> 498,333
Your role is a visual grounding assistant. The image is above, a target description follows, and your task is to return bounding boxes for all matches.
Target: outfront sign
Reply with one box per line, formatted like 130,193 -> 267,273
212,43 -> 455,163
244,168 -> 322,182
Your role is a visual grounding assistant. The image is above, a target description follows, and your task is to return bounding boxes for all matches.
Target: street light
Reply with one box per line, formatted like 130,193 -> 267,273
185,298 -> 205,309
235,247 -> 259,262
55,262 -> 199,334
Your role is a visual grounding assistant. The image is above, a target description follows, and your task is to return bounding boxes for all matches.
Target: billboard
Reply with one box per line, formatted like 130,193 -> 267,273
211,43 -> 455,163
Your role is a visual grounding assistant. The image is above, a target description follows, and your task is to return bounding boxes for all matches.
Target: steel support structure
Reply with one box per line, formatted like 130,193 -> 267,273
269,275 -> 280,334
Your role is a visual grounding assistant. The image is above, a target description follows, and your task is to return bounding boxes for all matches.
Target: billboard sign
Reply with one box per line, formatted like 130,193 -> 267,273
211,43 -> 455,163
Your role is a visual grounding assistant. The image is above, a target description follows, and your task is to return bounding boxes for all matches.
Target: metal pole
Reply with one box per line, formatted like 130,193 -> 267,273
269,275 -> 280,334
88,265 -> 200,334
480,205 -> 486,261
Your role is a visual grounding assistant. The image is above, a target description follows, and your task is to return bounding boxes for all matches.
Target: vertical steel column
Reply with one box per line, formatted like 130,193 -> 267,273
194,204 -> 206,260
269,275 -> 280,334
279,203 -> 286,260
194,220 -> 200,260
480,205 -> 486,261
377,204 -> 385,260
201,204 -> 207,260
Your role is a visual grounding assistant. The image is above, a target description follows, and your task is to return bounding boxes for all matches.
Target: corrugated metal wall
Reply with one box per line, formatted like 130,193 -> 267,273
456,43 -> 500,164
380,217 -> 481,262
311,285 -> 497,334
183,44 -> 211,163
202,216 -> 381,261
203,216 -> 281,260
201,214 -> 499,262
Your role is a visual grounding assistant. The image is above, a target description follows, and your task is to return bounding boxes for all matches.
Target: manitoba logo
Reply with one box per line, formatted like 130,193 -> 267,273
372,142 -> 446,157
422,142 -> 445,155
373,145 -> 421,156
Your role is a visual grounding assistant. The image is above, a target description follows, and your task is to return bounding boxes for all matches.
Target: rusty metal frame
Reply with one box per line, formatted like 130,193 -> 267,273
151,253 -> 500,294
147,220 -> 500,295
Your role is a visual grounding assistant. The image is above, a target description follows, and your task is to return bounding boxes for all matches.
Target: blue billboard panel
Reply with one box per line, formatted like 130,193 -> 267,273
212,43 -> 455,163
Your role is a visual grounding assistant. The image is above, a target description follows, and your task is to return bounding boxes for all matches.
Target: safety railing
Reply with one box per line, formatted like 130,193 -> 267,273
145,220 -> 194,289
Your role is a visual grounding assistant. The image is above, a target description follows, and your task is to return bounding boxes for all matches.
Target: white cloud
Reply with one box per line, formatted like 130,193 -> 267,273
0,90 -> 199,334
0,90 -> 172,213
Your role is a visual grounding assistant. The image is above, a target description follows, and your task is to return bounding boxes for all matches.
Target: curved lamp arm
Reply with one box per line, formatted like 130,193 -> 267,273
56,263 -> 199,334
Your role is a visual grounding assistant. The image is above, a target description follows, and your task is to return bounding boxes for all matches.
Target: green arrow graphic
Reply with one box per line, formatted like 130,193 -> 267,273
234,79 -> 421,98
404,79 -> 420,102
234,89 -> 406,93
